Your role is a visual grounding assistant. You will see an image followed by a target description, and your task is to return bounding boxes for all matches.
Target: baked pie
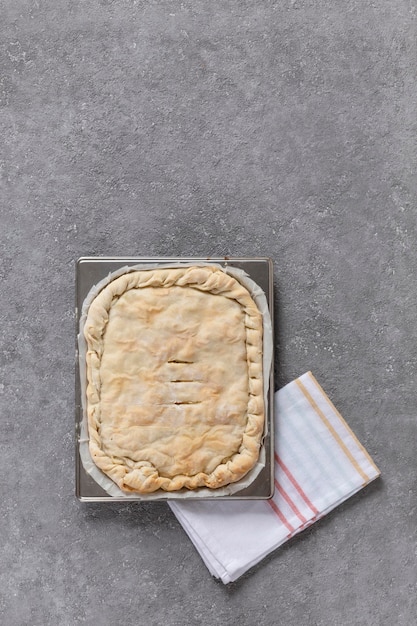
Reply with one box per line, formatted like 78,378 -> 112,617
84,265 -> 265,494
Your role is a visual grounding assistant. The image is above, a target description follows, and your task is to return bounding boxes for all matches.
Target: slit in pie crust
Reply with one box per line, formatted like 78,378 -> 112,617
83,265 -> 265,494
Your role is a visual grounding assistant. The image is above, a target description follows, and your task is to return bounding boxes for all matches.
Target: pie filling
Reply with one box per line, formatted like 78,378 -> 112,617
84,266 -> 265,493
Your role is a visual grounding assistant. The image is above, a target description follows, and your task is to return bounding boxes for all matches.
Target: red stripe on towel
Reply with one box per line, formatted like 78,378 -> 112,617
275,479 -> 308,524
268,499 -> 295,534
275,452 -> 319,516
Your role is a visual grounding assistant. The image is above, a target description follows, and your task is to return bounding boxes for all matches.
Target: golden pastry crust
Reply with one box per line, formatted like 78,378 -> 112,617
83,265 -> 264,494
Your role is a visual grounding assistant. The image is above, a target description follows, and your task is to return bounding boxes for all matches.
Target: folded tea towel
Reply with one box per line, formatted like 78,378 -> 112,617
169,371 -> 380,584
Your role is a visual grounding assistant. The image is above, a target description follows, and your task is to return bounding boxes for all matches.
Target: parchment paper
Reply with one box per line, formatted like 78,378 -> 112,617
78,262 -> 273,500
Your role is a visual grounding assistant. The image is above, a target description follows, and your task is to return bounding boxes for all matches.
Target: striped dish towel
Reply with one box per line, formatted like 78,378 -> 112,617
169,372 -> 380,584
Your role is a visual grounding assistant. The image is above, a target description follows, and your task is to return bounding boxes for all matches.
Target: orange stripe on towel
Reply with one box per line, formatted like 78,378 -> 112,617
295,378 -> 370,484
307,372 -> 381,476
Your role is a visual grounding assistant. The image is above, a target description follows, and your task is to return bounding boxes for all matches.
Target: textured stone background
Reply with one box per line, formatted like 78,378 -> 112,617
1,1 -> 416,624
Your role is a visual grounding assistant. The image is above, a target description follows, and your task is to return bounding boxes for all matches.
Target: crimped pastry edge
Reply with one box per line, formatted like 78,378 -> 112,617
83,265 -> 265,494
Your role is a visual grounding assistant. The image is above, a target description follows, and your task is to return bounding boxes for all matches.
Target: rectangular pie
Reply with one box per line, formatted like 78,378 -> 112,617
83,265 -> 265,494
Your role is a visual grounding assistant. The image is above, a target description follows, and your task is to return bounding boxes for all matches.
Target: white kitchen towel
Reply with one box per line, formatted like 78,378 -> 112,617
169,371 -> 380,584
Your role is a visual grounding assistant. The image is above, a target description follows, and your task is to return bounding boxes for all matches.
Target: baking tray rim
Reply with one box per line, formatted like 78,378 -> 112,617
75,256 -> 274,502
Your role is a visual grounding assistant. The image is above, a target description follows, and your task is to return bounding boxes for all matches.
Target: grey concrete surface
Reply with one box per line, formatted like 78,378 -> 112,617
1,0 -> 416,624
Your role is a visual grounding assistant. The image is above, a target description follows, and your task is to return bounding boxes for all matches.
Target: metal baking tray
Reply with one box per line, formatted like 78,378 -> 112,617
75,257 -> 274,501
